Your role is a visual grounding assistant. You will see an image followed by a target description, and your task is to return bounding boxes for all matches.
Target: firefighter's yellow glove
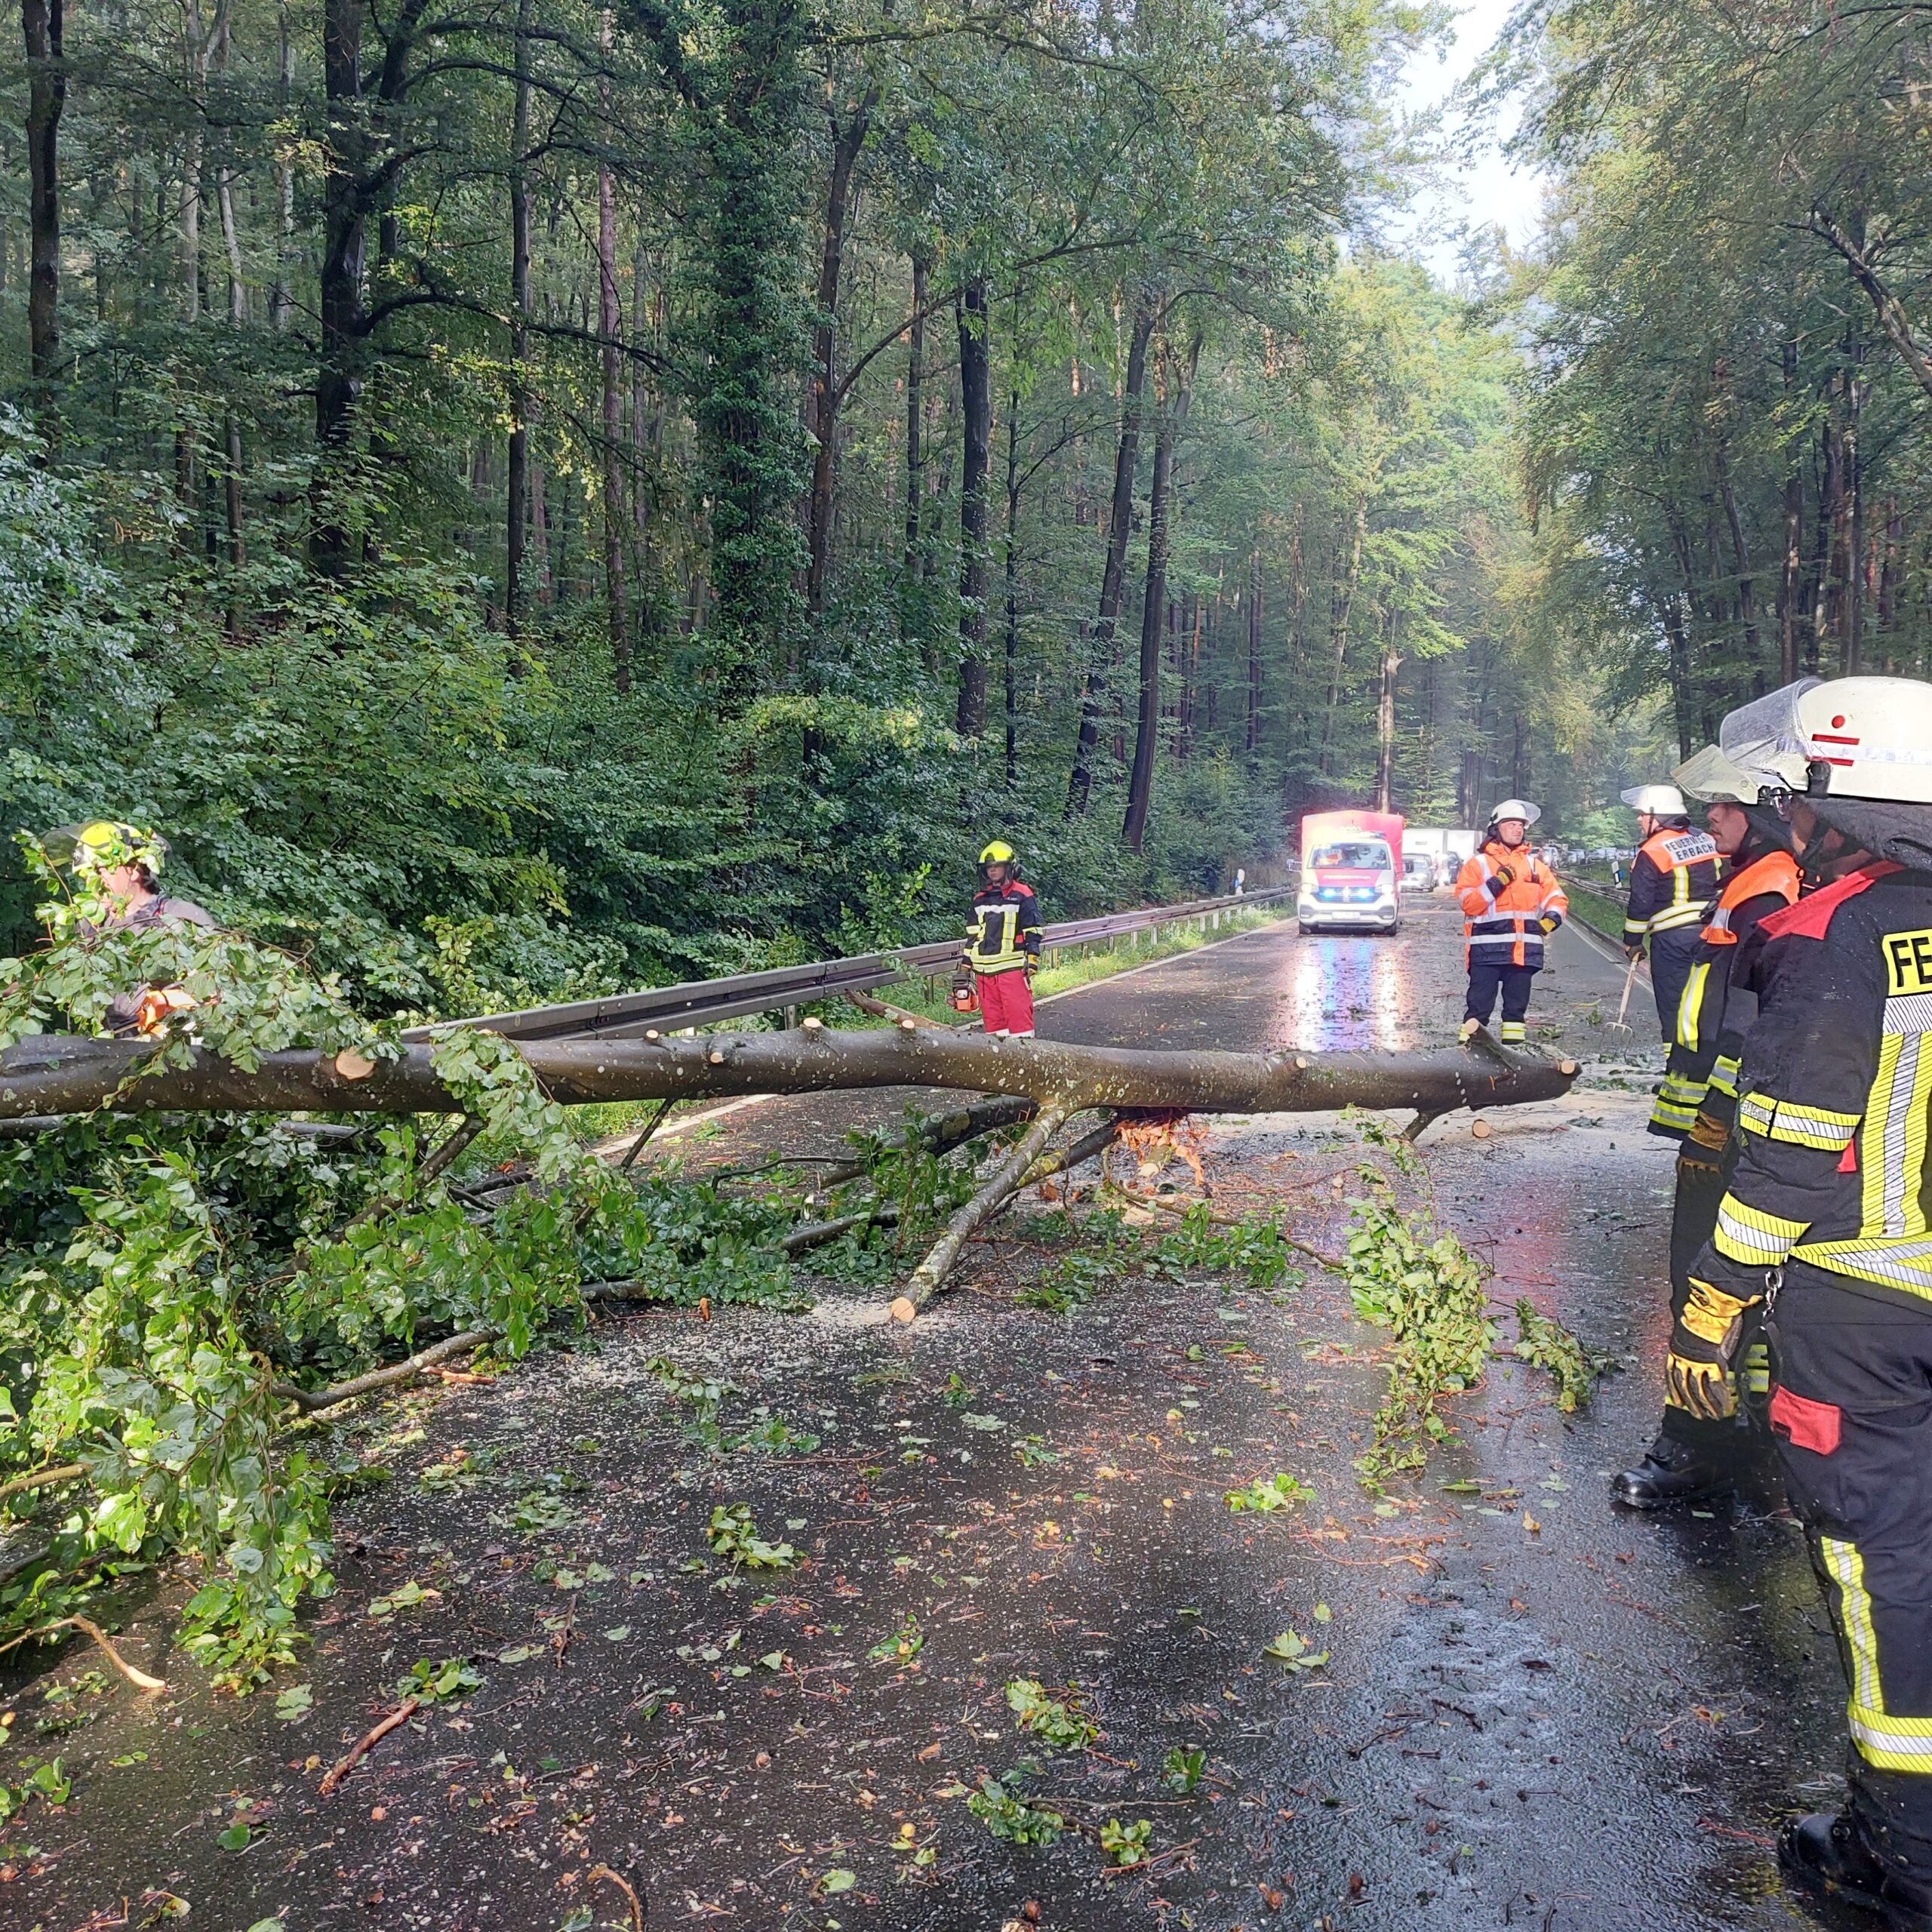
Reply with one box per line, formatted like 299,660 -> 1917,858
1666,1278 -> 1755,1421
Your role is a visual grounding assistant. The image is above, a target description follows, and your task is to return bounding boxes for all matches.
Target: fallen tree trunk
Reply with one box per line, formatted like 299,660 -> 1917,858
0,1026 -> 1577,1121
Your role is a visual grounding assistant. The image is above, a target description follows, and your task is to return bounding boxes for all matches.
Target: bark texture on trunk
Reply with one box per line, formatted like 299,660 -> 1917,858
1245,549 -> 1263,758
0,1027 -> 1579,1123
1122,336 -> 1197,853
955,277 -> 992,737
903,252 -> 928,581
23,0 -> 64,427
1068,305 -> 1155,814
1317,497 -> 1366,780
804,86 -> 875,616
504,0 -> 533,635
597,9 -> 629,689
1374,611 -> 1400,813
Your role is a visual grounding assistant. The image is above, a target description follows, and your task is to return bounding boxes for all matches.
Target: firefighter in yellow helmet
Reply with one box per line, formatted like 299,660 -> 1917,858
1654,677 -> 1932,1924
43,820 -> 214,1035
956,840 -> 1043,1038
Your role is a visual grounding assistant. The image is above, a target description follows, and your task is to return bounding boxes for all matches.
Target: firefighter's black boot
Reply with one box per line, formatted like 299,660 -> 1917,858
1780,1811 -> 1932,1930
1610,1428 -> 1734,1509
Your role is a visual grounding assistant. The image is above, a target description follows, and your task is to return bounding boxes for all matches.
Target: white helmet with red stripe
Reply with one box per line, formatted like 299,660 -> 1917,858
1792,677 -> 1932,803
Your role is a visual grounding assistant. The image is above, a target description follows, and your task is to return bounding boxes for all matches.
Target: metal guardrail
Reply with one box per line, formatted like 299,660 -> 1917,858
407,884 -> 1294,1044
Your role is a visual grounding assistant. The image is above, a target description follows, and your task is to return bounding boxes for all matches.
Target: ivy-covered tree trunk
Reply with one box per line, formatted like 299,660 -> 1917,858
632,0 -> 811,706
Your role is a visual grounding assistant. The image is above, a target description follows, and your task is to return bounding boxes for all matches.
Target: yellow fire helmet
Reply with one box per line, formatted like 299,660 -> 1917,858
42,820 -> 168,873
978,838 -> 1021,881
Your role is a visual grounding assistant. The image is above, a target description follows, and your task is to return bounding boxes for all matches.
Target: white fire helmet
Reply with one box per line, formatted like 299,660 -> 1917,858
1791,677 -> 1932,803
1620,783 -> 1688,816
1487,798 -> 1541,827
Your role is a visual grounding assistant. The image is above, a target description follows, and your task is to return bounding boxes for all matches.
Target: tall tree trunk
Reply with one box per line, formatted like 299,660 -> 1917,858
1068,303 -> 1155,814
23,0 -> 64,432
1244,549 -> 1263,760
1175,592 -> 1199,760
1822,377 -> 1849,669
1003,382 -> 1020,786
1374,610 -> 1400,813
504,0 -> 533,637
1660,590 -> 1695,757
598,9 -> 629,691
1846,339 -> 1866,673
955,276 -> 992,737
804,85 -> 875,617
212,3 -> 244,583
1712,432 -> 1758,664
1778,339 -> 1803,685
903,252 -> 928,586
312,0 -> 368,572
1317,495 -> 1367,782
271,4 -> 295,331
1122,335 -> 1197,854
1878,497 -> 1902,660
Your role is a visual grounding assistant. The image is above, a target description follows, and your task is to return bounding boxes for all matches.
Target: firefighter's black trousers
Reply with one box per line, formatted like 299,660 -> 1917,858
1769,1269 -> 1932,1877
1463,961 -> 1535,1032
1662,1143 -> 1737,1451
1647,928 -> 1702,1045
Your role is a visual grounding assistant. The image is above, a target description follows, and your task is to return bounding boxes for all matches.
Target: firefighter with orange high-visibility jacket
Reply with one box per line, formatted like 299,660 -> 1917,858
1454,800 -> 1568,1045
1657,676 -> 1932,1926
955,840 -> 1043,1039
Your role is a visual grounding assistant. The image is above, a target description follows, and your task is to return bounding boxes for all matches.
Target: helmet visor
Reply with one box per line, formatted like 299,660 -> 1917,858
1718,679 -> 1821,792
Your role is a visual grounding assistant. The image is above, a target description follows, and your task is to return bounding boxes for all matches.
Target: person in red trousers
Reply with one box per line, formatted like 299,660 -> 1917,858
960,839 -> 1042,1038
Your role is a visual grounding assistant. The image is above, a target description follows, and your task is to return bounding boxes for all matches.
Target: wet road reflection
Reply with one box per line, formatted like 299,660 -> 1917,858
1280,926 -> 1413,1050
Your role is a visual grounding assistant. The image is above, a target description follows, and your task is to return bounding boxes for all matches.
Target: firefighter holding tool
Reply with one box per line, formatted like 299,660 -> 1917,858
956,840 -> 1043,1038
1657,675 -> 1932,1927
1623,781 -> 1721,1041
1614,734 -> 1801,1508
1454,799 -> 1567,1045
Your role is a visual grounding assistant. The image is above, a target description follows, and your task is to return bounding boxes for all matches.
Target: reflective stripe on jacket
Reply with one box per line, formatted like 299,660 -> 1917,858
1648,845 -> 1802,1140
1687,862 -> 1932,1310
1456,841 -> 1568,969
1625,826 -> 1720,943
963,881 -> 1043,974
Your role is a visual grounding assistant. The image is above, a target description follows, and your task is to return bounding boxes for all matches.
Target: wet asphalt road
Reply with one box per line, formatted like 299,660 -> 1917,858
0,897 -> 1857,1932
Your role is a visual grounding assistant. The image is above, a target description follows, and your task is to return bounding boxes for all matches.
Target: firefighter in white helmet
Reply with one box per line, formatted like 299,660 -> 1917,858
1454,799 -> 1567,1045
1621,780 -> 1721,1041
1660,677 -> 1932,1924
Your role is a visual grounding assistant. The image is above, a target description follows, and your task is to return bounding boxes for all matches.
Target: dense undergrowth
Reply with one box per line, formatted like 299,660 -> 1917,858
0,830 -> 939,1686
